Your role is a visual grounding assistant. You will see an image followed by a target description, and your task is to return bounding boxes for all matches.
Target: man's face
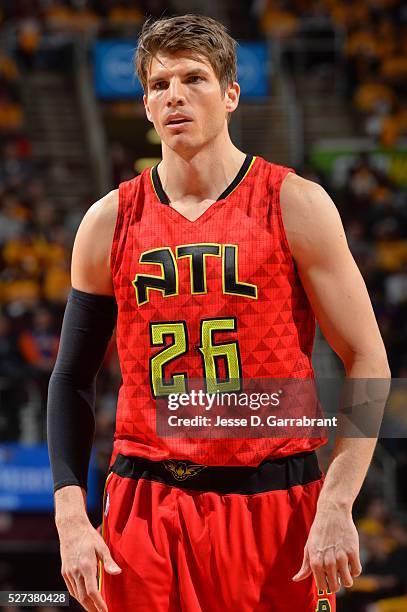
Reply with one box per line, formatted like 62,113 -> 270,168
143,52 -> 239,155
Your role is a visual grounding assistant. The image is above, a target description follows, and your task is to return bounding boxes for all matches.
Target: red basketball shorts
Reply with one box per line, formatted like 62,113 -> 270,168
99,451 -> 335,612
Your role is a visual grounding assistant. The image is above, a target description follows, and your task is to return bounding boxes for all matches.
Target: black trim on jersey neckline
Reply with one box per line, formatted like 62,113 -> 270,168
151,153 -> 254,206
110,451 -> 321,495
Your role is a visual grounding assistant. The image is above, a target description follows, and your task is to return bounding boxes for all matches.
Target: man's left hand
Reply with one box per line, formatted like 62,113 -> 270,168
292,507 -> 362,593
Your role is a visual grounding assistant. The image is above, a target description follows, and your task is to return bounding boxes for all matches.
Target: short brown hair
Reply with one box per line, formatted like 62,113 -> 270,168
135,14 -> 237,94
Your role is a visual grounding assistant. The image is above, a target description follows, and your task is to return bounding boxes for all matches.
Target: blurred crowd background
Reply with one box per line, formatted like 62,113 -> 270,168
0,0 -> 407,610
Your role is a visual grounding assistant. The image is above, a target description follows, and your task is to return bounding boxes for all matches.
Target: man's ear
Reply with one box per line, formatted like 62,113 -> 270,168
143,93 -> 153,123
224,82 -> 240,114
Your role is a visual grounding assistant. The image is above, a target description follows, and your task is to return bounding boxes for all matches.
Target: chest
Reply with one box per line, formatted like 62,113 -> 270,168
168,198 -> 217,222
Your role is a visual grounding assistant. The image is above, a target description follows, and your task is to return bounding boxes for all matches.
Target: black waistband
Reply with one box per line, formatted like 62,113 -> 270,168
110,451 -> 321,495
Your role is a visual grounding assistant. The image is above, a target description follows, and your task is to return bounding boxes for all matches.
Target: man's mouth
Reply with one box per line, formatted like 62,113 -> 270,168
166,116 -> 192,126
168,119 -> 190,124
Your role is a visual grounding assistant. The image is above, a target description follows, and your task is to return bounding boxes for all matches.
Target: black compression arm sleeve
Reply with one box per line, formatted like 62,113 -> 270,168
47,288 -> 117,493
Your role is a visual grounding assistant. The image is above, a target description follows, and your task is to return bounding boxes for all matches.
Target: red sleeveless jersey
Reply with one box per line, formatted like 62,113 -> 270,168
110,155 -> 326,465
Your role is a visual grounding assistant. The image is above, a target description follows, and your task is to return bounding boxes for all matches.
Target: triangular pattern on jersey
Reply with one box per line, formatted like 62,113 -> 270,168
109,156 -> 326,466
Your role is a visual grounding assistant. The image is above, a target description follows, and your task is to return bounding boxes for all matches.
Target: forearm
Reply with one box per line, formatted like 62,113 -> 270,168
55,485 -> 89,528
317,438 -> 377,512
47,288 -> 117,492
48,373 -> 96,492
318,355 -> 391,512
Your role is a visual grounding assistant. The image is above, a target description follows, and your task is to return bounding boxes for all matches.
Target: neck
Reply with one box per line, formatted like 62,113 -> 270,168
158,131 -> 246,203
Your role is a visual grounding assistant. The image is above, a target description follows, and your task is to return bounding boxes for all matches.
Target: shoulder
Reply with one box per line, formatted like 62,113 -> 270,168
279,173 -> 347,263
280,172 -> 332,213
71,189 -> 119,295
81,188 -> 119,230
75,188 -> 119,249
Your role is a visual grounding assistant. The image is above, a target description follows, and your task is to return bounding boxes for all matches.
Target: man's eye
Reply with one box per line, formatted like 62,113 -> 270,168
153,82 -> 167,90
188,75 -> 203,83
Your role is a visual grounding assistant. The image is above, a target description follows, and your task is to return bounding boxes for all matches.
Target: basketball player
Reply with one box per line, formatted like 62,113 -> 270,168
47,14 -> 390,612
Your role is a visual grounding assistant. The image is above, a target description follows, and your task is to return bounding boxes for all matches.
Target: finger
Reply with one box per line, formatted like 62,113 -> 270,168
337,555 -> 354,588
66,571 -> 81,602
75,576 -> 100,612
62,571 -> 76,601
96,540 -> 122,575
309,557 -> 328,593
292,549 -> 311,581
83,562 -> 108,612
74,558 -> 103,612
348,551 -> 362,577
82,596 -> 101,612
75,574 -> 88,606
323,549 -> 340,593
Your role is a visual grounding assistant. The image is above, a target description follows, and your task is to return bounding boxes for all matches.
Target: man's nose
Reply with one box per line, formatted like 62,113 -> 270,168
166,78 -> 185,106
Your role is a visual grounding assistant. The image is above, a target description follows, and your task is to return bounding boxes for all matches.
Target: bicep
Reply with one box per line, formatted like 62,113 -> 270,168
298,242 -> 381,367
71,190 -> 118,296
281,176 -> 387,369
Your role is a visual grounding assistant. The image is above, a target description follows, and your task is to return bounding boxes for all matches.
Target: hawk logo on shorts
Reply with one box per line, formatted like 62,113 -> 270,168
164,461 -> 206,481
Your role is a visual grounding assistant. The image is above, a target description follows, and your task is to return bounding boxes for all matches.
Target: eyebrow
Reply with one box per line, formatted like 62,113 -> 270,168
148,67 -> 210,86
